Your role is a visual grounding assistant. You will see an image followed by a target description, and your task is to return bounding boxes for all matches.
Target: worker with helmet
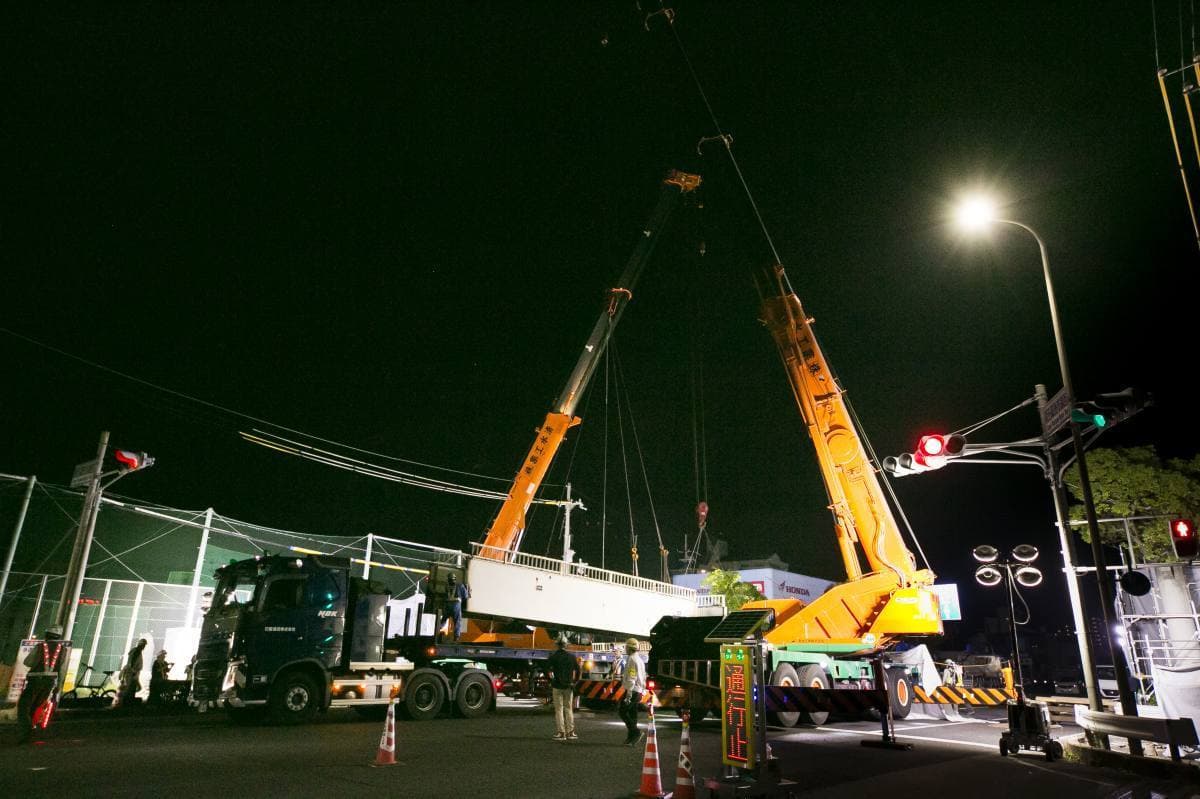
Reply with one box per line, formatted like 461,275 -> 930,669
16,625 -> 67,744
547,634 -> 579,741
616,637 -> 648,746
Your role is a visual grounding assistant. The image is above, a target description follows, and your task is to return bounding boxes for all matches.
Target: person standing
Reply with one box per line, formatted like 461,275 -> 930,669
547,635 -> 579,741
438,574 -> 470,643
119,638 -> 148,707
16,625 -> 66,744
149,650 -> 171,704
617,637 -> 648,746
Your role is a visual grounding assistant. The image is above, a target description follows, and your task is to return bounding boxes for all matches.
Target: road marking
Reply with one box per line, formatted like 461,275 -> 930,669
894,720 -> 979,730
795,726 -> 998,750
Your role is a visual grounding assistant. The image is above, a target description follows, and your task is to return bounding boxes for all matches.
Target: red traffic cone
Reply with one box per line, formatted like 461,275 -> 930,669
666,712 -> 695,799
372,699 -> 397,767
635,706 -> 665,798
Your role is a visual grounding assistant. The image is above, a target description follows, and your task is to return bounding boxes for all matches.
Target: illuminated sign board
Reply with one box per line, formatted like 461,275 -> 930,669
720,644 -> 755,768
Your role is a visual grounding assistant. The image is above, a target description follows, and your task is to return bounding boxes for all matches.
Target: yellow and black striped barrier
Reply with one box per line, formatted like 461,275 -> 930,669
912,685 -> 1016,706
576,679 -> 654,705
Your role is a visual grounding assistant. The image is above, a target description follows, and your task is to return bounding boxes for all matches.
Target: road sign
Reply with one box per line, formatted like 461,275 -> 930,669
70,459 -> 99,488
720,644 -> 756,768
1038,387 -> 1071,436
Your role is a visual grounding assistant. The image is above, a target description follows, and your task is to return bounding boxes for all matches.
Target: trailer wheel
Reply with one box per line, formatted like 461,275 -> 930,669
269,672 -> 319,724
767,663 -> 801,728
404,672 -> 446,721
794,664 -> 831,726
454,672 -> 493,719
886,669 -> 913,720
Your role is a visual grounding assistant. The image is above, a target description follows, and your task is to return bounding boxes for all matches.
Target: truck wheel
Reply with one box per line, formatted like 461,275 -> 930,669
403,672 -> 446,721
454,672 -> 493,719
886,669 -> 913,720
794,664 -> 830,726
270,672 -> 319,724
999,737 -> 1009,757
767,663 -> 801,728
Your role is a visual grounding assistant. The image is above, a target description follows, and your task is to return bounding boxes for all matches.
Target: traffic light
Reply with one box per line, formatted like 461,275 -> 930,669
883,433 -> 966,476
1169,518 -> 1198,560
114,449 -> 155,472
1071,405 -> 1108,428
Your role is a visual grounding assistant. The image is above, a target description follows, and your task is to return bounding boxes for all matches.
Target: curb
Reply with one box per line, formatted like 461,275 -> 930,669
1060,734 -> 1200,783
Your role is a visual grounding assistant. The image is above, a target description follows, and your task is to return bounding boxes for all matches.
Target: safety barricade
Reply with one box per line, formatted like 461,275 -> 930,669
912,685 -> 1016,706
576,679 -> 654,705
764,686 -> 887,714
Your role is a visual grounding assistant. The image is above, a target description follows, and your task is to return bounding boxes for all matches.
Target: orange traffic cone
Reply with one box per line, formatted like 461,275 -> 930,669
372,699 -> 397,767
666,712 -> 695,799
635,705 -> 665,798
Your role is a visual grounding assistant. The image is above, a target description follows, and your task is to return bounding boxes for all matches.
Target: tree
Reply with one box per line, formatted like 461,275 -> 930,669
1063,446 -> 1200,563
701,568 -> 765,610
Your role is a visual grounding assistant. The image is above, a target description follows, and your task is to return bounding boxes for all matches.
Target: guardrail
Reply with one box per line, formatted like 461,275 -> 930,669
470,543 -> 708,601
1074,705 -> 1199,762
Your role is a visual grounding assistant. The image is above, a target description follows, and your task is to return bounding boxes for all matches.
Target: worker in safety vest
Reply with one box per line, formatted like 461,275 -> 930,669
17,625 -> 67,744
615,637 -> 647,746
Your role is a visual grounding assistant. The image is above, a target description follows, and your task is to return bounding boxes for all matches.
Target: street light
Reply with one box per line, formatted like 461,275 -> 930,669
952,196 -> 1141,740
972,543 -> 1043,698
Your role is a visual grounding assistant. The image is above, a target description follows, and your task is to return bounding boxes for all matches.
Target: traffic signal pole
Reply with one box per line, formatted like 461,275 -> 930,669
1035,386 -> 1103,715
57,430 -> 109,640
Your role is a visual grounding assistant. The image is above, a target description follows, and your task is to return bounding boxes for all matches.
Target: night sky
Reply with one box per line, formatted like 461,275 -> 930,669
4,3 -> 1198,632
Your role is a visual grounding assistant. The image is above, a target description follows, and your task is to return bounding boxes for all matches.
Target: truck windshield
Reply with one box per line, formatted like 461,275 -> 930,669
214,570 -> 259,610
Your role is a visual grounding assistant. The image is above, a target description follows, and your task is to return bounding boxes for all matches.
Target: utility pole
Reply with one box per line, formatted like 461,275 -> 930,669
0,474 -> 37,605
1036,385 -> 1102,713
57,431 -> 110,639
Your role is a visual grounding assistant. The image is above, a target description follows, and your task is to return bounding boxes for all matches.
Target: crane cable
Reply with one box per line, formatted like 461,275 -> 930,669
647,3 -> 935,572
613,343 -> 670,582
612,340 -> 639,576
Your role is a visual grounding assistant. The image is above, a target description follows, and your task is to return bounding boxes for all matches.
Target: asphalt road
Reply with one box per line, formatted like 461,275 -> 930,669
1,700 -> 1193,798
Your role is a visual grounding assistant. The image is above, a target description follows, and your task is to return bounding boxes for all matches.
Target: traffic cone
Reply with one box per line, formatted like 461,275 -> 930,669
372,699 -> 397,767
635,706 -> 665,798
666,713 -> 695,799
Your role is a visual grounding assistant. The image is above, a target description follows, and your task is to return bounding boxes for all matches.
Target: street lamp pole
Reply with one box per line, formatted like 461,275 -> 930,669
996,219 -> 1141,750
1002,563 -> 1025,695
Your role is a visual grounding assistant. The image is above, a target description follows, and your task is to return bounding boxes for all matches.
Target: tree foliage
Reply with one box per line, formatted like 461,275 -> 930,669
1063,446 -> 1200,563
701,568 -> 766,610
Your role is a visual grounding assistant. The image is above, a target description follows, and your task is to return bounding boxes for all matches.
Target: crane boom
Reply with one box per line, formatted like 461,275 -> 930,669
478,170 -> 701,559
744,264 -> 941,648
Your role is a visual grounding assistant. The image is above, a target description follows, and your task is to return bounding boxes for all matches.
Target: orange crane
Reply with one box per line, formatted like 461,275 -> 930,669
455,169 -> 700,648
651,264 -> 942,725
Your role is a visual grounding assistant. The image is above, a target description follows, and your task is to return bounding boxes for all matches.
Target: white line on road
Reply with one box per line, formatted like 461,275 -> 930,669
893,720 -> 980,731
794,725 -> 998,750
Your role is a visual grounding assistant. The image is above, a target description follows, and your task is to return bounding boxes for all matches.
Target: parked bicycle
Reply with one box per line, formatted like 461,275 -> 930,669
60,663 -> 119,706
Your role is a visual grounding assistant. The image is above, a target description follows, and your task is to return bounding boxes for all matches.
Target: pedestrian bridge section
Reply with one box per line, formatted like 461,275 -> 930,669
465,544 -> 725,638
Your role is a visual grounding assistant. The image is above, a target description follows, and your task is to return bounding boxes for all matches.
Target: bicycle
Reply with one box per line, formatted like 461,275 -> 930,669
60,663 -> 119,706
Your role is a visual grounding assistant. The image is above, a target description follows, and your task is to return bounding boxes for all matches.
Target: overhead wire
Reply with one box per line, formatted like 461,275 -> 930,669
1,325 -> 515,488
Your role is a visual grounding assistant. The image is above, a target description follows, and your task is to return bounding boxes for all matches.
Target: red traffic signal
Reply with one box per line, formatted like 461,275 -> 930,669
912,433 -> 966,468
1169,518 -> 1198,559
114,450 -> 155,472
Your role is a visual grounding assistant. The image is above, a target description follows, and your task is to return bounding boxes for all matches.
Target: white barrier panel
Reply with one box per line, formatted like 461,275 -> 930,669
466,554 -> 723,638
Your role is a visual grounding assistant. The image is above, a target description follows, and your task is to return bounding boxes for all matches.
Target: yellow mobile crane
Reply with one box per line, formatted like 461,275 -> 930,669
651,264 -> 942,725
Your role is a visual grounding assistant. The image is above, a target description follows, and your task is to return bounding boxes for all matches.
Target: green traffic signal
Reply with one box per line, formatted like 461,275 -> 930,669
1071,408 -> 1107,428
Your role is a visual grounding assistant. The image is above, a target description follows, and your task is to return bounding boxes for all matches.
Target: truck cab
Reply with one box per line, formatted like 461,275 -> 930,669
193,555 -> 416,722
